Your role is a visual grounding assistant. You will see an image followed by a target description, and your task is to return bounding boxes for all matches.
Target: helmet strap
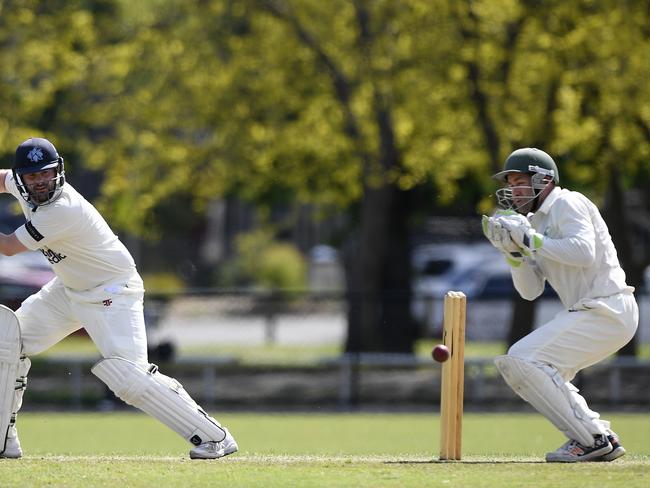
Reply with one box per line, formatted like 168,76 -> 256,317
530,192 -> 542,212
529,176 -> 553,212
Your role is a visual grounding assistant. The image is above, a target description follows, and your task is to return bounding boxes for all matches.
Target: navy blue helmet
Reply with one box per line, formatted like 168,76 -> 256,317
13,137 -> 66,208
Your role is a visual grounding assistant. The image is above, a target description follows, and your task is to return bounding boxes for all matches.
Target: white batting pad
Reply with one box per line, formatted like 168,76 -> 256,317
494,355 -> 605,446
0,305 -> 22,454
92,357 -> 226,446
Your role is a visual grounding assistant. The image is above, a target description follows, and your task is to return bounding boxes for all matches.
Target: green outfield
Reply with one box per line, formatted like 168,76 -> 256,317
2,412 -> 648,487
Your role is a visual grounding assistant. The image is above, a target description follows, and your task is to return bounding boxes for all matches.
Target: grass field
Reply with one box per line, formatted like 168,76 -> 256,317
22,338 -> 650,486
3,411 -> 649,487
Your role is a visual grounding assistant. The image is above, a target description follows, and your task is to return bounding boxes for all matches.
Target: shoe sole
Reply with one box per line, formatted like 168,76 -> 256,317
546,443 -> 612,463
599,446 -> 625,462
0,449 -> 22,459
190,445 -> 238,460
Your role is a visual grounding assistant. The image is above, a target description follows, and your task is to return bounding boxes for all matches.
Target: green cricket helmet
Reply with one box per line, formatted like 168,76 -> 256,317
493,148 -> 558,212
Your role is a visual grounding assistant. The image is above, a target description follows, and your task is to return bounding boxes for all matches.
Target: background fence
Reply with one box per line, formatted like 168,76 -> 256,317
21,290 -> 650,411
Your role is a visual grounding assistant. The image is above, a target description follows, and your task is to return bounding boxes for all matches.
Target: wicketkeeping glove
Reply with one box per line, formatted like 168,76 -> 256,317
497,213 -> 544,256
481,213 -> 525,267
482,215 -> 513,250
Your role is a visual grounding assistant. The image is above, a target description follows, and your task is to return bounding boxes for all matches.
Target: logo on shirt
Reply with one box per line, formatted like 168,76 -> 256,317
544,225 -> 561,239
40,247 -> 67,264
102,299 -> 113,307
27,147 -> 44,162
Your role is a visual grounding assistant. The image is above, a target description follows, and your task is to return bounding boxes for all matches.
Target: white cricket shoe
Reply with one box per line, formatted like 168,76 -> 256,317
0,425 -> 23,459
545,434 -> 611,463
189,429 -> 238,460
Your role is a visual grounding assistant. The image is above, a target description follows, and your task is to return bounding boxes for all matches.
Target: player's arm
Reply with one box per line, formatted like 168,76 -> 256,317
532,200 -> 595,267
0,170 -> 29,254
502,199 -> 596,267
0,233 -> 29,256
510,262 -> 546,300
0,169 -> 10,193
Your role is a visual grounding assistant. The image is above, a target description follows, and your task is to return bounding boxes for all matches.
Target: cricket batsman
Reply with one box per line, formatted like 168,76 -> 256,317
482,148 -> 638,462
0,137 -> 237,459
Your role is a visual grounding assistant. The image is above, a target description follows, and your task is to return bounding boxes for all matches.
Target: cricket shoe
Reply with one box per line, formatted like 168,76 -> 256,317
598,431 -> 626,462
0,425 -> 22,459
189,429 -> 238,460
545,434 -> 611,463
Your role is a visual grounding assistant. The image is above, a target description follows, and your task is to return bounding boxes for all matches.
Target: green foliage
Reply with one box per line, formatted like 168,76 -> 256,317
141,272 -> 185,293
256,242 -> 307,290
234,229 -> 307,291
1,1 -> 649,231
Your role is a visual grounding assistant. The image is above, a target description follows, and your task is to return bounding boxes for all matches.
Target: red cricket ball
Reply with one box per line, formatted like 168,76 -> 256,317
432,344 -> 450,363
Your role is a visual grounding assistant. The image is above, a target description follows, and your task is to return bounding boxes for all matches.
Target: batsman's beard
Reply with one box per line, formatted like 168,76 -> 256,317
29,182 -> 55,203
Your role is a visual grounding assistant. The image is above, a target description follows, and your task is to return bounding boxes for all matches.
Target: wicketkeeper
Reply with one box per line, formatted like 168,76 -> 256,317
482,148 -> 637,462
0,137 -> 237,460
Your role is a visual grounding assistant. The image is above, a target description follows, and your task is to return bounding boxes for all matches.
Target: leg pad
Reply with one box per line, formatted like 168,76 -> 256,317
495,355 -> 604,446
92,357 -> 226,445
0,306 -> 22,456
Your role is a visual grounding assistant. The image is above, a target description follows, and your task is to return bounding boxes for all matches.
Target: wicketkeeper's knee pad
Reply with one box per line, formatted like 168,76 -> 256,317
92,357 -> 226,446
494,355 -> 605,446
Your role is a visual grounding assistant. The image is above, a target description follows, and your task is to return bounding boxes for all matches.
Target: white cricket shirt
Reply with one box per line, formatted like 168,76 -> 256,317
511,187 -> 632,309
5,173 -> 136,291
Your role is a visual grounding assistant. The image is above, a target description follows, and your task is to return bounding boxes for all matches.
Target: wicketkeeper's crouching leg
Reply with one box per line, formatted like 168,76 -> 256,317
494,354 -> 617,462
92,357 -> 238,459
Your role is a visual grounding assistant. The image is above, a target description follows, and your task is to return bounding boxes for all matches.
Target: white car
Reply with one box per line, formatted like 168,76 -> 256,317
411,242 -> 513,332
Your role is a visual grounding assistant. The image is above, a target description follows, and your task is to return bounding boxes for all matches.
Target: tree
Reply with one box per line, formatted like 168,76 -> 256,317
2,0 -> 649,355
196,0 -> 498,352
142,0 -> 487,353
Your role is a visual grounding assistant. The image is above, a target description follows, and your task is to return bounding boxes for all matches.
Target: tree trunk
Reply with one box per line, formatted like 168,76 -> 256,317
380,186 -> 418,352
604,166 -> 639,357
346,185 -> 391,352
344,183 -> 417,353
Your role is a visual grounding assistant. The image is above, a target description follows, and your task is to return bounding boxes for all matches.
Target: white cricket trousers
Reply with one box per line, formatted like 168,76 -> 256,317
16,271 -> 149,366
508,291 -> 638,381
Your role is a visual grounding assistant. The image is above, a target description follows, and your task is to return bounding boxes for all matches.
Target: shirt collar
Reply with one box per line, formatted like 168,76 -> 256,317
531,186 -> 563,216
